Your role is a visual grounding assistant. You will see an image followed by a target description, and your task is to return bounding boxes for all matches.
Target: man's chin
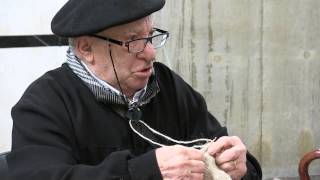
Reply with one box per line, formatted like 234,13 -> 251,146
133,79 -> 150,91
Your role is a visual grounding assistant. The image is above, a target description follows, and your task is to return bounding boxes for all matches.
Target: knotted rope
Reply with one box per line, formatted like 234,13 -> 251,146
129,120 -> 231,180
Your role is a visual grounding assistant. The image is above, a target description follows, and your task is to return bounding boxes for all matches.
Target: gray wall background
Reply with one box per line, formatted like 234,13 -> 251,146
155,0 -> 320,179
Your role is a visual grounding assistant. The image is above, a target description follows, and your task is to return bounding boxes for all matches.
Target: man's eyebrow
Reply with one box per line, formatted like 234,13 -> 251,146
125,31 -> 138,35
125,27 -> 154,35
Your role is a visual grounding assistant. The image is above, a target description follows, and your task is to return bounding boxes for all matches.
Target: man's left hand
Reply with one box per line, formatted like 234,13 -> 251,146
207,136 -> 247,180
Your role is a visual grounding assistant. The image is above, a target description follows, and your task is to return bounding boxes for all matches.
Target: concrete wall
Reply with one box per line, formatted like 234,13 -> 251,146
156,0 -> 320,179
1,0 -> 320,179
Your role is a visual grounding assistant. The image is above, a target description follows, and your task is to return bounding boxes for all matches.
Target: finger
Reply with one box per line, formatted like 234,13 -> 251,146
215,147 -> 243,165
174,145 -> 204,161
207,136 -> 232,156
162,168 -> 204,180
221,160 -> 247,180
208,137 -> 246,164
158,153 -> 205,173
207,136 -> 240,155
166,159 -> 205,174
187,160 -> 206,173
218,160 -> 237,172
189,172 -> 204,180
225,169 -> 244,180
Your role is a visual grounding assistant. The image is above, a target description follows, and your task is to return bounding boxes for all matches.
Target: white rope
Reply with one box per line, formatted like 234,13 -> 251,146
129,119 -> 215,149
129,120 -> 166,147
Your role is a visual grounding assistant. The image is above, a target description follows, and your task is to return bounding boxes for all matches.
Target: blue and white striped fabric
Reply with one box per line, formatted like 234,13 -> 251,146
65,48 -> 159,107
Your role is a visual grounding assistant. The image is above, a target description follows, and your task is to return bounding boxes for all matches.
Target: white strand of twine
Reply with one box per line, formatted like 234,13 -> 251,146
129,120 -> 232,180
129,119 -> 215,149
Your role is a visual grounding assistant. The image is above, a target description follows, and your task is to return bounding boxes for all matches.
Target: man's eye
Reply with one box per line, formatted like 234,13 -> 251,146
150,30 -> 156,36
130,36 -> 137,40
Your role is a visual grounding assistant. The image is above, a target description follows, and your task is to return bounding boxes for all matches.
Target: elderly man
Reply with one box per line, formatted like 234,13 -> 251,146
8,0 -> 262,179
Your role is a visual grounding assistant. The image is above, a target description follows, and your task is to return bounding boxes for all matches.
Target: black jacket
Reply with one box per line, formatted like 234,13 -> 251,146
8,62 -> 262,179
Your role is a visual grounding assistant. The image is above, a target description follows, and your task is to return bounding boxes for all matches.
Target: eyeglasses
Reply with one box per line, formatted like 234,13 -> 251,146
90,28 -> 169,53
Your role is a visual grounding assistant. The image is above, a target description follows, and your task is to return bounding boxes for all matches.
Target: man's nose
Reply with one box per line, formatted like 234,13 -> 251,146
137,42 -> 156,61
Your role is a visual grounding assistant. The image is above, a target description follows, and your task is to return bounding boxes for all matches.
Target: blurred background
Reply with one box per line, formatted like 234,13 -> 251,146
1,0 -> 319,179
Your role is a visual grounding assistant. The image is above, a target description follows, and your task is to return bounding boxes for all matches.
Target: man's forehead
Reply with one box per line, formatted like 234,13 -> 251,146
123,17 -> 153,33
105,16 -> 153,35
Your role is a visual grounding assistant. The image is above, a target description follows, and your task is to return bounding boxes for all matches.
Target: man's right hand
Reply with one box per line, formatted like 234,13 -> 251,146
155,145 -> 206,180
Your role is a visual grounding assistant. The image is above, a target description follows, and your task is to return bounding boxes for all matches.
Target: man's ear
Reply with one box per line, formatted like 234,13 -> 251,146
74,37 -> 94,64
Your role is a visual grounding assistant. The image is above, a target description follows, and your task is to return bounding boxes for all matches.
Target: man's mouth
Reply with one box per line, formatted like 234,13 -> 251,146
135,66 -> 153,77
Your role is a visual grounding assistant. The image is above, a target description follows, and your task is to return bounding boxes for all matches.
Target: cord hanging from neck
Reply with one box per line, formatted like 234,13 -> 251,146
107,45 -> 215,150
108,44 -> 142,120
108,44 -> 128,105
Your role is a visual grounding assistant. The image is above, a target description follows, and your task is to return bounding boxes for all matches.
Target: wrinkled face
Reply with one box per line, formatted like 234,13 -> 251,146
84,16 -> 156,98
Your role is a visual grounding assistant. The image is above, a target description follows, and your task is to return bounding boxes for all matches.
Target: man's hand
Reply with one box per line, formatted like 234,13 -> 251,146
155,145 -> 206,180
207,136 -> 247,180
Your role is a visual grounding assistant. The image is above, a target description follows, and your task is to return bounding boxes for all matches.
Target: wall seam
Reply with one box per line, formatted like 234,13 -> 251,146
259,0 -> 265,164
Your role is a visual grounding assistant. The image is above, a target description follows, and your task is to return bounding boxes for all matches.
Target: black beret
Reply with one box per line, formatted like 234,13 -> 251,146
51,0 -> 165,37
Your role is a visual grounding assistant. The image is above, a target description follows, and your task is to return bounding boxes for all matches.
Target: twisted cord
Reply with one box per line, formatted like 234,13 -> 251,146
129,119 -> 215,149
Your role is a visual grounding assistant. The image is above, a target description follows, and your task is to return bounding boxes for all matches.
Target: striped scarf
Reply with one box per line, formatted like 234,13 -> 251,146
65,48 -> 160,109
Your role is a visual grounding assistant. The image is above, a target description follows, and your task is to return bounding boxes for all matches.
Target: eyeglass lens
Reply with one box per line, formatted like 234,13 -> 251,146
128,34 -> 168,53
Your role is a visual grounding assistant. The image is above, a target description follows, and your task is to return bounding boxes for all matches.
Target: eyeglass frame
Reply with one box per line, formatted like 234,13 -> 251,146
89,28 -> 169,53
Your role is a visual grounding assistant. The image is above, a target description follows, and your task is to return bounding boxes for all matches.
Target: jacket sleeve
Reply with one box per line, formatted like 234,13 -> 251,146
8,78 -> 162,180
242,152 -> 263,179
